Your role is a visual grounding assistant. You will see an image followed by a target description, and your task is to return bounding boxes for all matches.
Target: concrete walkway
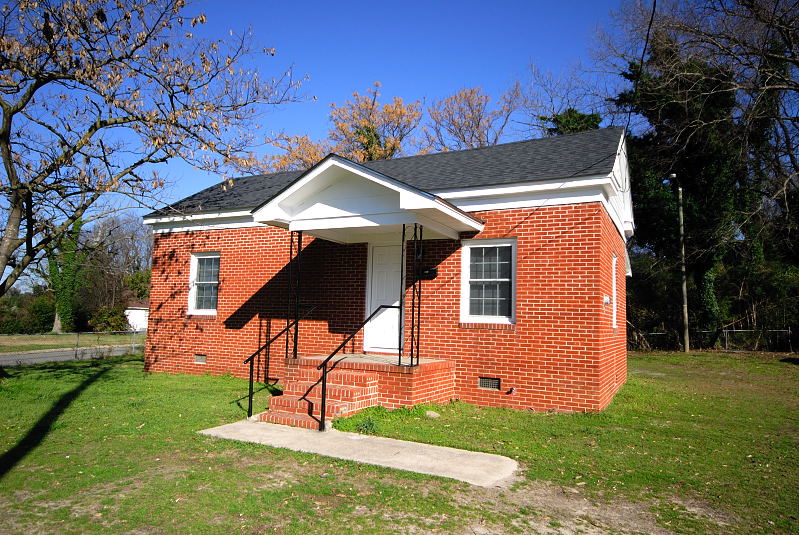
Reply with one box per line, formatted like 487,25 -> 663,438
199,420 -> 519,487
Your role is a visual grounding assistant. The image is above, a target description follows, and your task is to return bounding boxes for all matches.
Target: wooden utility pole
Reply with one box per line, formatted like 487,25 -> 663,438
677,179 -> 690,353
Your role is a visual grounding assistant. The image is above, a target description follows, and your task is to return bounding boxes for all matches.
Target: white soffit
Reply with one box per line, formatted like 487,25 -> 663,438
142,210 -> 263,234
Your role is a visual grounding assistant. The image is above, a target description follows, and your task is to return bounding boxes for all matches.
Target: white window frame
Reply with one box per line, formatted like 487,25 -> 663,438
188,252 -> 220,315
460,238 -> 517,324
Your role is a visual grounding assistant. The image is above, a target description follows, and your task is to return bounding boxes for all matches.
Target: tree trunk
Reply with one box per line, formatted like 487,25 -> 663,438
51,310 -> 62,334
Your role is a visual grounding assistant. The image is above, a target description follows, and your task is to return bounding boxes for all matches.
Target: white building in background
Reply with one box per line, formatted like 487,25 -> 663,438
124,307 -> 149,332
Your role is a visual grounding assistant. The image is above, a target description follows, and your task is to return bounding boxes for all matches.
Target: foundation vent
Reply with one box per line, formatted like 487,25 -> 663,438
478,376 -> 501,390
194,354 -> 207,364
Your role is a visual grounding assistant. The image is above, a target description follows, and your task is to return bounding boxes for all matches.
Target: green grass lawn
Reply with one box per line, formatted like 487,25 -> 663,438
0,352 -> 797,534
0,332 -> 146,353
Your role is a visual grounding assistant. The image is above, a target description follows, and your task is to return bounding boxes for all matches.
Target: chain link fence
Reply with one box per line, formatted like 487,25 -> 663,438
629,328 -> 794,352
0,330 -> 147,366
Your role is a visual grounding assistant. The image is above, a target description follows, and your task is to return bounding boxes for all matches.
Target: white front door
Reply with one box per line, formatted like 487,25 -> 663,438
364,245 -> 403,353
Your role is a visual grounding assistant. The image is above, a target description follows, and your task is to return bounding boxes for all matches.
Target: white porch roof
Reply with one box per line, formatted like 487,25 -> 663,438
251,155 -> 484,243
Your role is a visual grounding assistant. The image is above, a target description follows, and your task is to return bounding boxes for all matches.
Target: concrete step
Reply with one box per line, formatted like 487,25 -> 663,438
282,381 -> 377,402
257,410 -> 329,430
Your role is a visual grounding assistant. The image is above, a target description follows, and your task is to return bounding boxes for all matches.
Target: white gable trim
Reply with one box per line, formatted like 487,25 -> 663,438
251,155 -> 484,238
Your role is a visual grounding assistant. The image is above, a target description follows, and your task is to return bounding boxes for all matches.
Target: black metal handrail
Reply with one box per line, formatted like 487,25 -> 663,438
243,306 -> 316,417
315,304 -> 400,431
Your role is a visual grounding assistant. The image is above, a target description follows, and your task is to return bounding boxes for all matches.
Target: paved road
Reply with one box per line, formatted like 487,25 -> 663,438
0,345 -> 143,366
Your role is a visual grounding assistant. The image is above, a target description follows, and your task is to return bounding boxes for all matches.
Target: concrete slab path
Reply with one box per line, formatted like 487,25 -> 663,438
199,420 -> 518,487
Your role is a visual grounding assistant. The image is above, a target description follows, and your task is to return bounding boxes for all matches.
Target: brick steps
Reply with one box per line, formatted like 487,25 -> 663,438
282,381 -> 377,402
268,395 -> 354,418
257,359 -> 381,429
291,368 -> 379,387
258,410 -> 328,430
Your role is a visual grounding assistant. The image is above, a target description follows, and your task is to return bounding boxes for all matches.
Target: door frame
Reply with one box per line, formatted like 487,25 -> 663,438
363,242 -> 404,354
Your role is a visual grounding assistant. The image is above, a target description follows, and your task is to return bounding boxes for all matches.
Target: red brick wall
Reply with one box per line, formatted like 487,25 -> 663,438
406,203 -> 625,412
145,202 -> 628,412
145,227 -> 368,380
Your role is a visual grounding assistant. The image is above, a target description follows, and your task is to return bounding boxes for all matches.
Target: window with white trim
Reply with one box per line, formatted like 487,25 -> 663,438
460,239 -> 516,323
189,252 -> 220,314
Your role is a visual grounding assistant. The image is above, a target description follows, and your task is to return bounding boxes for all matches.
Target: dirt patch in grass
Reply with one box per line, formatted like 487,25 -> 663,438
449,480 -> 673,535
668,496 -> 737,527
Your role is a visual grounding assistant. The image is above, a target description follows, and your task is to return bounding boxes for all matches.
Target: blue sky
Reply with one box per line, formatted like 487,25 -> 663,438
158,0 -> 618,205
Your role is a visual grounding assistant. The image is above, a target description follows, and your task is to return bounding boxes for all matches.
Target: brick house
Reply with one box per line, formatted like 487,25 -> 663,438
143,127 -> 633,429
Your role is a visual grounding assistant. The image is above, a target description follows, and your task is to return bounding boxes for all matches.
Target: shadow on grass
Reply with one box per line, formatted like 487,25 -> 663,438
231,383 -> 283,415
780,357 -> 799,365
8,354 -> 142,381
0,365 -> 111,481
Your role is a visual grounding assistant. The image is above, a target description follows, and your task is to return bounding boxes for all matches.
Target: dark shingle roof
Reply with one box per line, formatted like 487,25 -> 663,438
147,127 -> 622,217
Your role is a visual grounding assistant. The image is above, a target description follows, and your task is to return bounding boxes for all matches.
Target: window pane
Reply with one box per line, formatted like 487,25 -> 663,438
469,298 -> 481,316
484,251 -> 498,278
498,280 -> 511,316
469,281 -> 511,317
469,246 -> 511,280
469,247 -> 484,279
195,282 -> 218,310
196,257 -> 219,282
497,246 -> 511,279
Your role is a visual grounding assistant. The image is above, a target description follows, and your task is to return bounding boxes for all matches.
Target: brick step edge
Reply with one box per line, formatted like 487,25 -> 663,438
282,382 -> 378,401
288,369 -> 379,386
269,396 -> 353,417
269,395 -> 378,418
257,411 -> 329,430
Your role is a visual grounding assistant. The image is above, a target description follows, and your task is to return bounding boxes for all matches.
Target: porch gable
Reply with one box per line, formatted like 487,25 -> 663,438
251,154 -> 483,242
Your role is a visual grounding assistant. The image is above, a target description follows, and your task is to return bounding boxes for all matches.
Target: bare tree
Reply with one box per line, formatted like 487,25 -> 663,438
520,64 -> 617,136
0,0 -> 302,295
268,82 -> 421,171
421,84 -> 522,152
80,214 -> 152,315
597,0 -> 798,191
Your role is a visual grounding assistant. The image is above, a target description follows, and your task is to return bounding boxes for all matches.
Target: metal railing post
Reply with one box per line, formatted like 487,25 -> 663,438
247,355 -> 254,418
319,363 -> 328,431
315,304 -> 399,430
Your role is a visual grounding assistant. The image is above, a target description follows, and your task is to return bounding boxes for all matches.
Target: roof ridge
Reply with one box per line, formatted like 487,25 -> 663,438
146,126 -> 624,218
365,126 -> 623,165
235,127 -> 625,181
